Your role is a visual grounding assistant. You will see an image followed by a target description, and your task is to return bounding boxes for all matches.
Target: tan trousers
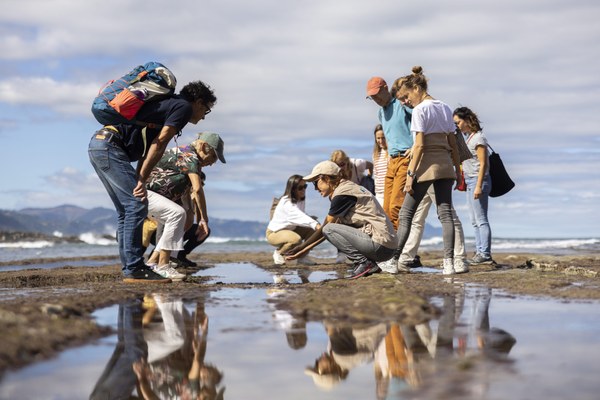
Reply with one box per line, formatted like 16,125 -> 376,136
383,155 -> 410,230
266,226 -> 315,254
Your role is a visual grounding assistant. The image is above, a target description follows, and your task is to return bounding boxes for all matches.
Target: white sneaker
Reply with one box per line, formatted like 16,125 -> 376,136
442,258 -> 455,275
273,250 -> 286,265
378,258 -> 398,274
153,264 -> 186,281
298,256 -> 316,266
454,258 -> 469,274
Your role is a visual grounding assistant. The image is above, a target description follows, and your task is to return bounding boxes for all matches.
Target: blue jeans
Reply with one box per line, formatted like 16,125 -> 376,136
465,175 -> 492,257
89,134 -> 147,275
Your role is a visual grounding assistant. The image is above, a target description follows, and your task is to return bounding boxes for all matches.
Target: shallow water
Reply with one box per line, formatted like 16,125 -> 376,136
1,265 -> 600,400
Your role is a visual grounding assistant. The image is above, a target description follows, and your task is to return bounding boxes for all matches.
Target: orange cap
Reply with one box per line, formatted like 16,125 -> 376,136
366,77 -> 387,96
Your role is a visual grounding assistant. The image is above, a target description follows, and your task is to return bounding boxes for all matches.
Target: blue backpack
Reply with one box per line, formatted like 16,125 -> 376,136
91,62 -> 177,127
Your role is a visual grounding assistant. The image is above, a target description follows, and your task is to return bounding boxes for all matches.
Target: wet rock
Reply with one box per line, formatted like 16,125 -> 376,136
40,304 -> 82,319
564,266 -> 598,278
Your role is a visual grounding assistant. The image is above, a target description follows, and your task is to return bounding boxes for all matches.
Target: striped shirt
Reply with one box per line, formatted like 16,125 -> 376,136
373,150 -> 388,197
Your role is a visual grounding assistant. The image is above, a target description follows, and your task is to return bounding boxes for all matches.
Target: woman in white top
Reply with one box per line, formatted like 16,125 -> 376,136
372,124 -> 388,206
393,66 -> 463,275
453,107 -> 493,264
266,174 -> 321,265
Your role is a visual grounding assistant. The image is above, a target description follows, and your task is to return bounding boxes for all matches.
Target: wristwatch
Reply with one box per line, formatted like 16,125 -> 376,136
407,170 -> 416,178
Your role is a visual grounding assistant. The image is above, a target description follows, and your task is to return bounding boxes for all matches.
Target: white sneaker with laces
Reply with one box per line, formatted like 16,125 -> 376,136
153,264 -> 186,281
442,258 -> 455,275
454,258 -> 469,274
378,258 -> 398,274
273,250 -> 286,265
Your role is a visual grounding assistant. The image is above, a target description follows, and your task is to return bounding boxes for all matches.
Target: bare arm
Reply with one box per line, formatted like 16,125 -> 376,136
188,172 -> 210,237
285,215 -> 334,260
447,132 -> 463,189
404,132 -> 425,195
474,145 -> 488,199
133,125 -> 179,201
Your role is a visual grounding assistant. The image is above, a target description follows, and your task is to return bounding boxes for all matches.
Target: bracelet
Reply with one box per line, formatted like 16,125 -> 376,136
407,170 -> 416,178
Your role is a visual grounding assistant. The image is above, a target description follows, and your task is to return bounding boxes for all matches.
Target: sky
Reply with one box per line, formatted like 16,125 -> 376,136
0,0 -> 599,239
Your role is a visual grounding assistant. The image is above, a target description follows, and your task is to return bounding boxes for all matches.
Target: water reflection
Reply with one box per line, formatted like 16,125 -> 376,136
90,295 -> 225,400
295,285 -> 517,398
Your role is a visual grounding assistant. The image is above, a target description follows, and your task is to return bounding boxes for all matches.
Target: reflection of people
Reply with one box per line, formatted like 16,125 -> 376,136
266,175 -> 320,266
90,298 -> 148,399
268,289 -> 308,350
305,322 -> 388,391
89,80 -> 216,283
286,161 -> 397,279
133,296 -> 225,400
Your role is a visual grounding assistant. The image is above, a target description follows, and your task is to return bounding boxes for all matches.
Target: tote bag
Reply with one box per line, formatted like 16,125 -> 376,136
488,144 -> 515,197
454,129 -> 473,163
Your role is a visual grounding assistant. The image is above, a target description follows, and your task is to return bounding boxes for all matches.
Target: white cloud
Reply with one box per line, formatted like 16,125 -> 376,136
0,0 -> 599,237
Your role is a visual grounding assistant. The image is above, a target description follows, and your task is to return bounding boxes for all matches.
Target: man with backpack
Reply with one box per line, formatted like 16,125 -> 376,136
89,74 -> 217,283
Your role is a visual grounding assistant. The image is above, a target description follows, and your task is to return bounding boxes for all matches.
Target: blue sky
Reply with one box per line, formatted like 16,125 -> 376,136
0,0 -> 599,238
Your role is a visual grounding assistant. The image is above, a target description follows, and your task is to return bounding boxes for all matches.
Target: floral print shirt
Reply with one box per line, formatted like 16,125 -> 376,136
146,145 -> 200,202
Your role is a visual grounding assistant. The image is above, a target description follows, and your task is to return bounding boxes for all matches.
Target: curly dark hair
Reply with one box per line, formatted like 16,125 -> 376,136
179,80 -> 217,106
453,106 -> 483,132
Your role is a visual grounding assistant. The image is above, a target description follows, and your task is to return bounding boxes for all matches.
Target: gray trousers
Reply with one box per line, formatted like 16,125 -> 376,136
322,223 -> 395,265
396,179 -> 455,260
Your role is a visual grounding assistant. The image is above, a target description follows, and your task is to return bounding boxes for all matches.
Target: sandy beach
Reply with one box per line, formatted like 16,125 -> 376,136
1,249 -> 599,379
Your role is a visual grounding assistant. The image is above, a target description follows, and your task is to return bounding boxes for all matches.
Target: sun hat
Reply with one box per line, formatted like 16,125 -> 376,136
196,132 -> 226,163
303,161 -> 341,182
366,76 -> 387,96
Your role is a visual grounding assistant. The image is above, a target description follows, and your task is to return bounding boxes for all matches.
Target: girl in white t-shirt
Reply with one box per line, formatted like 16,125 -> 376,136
453,107 -> 493,264
393,66 -> 463,275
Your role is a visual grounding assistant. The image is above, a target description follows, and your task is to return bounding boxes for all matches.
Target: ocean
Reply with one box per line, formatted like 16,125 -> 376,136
0,234 -> 598,264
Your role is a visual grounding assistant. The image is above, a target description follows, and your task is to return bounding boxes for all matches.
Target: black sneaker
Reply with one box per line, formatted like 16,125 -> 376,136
407,255 -> 422,268
174,256 -> 197,267
123,267 -> 172,284
349,261 -> 376,280
471,254 -> 494,265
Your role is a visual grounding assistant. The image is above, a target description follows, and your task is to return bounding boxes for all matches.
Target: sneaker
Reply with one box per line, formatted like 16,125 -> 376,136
378,258 -> 398,274
298,256 -> 316,266
471,254 -> 494,265
397,261 -> 411,274
153,264 -> 186,281
406,255 -> 422,268
442,258 -> 455,275
273,250 -> 286,265
123,267 -> 172,284
176,256 -> 197,267
454,258 -> 469,274
348,261 -> 377,279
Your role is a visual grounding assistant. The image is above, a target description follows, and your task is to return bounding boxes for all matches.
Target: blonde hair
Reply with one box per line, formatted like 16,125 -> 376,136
330,150 -> 352,180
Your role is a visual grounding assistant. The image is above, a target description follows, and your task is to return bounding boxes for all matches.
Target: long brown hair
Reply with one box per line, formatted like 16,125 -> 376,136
372,124 -> 386,159
283,174 -> 306,203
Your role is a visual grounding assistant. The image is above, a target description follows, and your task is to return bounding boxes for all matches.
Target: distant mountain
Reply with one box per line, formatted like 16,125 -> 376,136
0,204 -> 442,240
0,205 -> 267,239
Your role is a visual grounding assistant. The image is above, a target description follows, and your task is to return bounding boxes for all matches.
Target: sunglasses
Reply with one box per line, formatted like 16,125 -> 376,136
297,184 -> 307,190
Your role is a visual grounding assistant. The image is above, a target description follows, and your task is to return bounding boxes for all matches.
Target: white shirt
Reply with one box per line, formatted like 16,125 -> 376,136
411,99 -> 455,137
267,195 -> 318,232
